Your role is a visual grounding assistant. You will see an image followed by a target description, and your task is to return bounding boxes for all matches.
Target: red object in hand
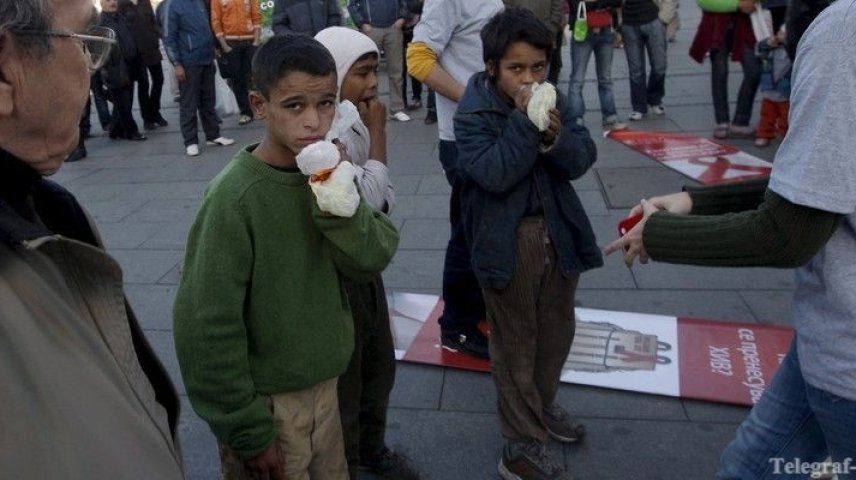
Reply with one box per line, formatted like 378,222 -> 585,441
618,213 -> 643,237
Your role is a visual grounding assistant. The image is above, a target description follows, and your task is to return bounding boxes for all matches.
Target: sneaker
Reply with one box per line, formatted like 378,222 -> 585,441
424,111 -> 437,125
65,146 -> 87,163
543,403 -> 586,443
628,111 -> 645,121
498,441 -> 572,480
713,123 -> 729,139
754,137 -> 772,147
603,115 -> 627,131
391,111 -> 411,122
440,325 -> 490,360
238,115 -> 253,125
728,124 -> 755,138
186,144 -> 200,156
360,447 -> 421,480
206,136 -> 235,146
650,105 -> 665,115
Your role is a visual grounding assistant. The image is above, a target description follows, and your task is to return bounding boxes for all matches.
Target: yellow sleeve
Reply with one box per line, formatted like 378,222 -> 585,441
406,42 -> 438,82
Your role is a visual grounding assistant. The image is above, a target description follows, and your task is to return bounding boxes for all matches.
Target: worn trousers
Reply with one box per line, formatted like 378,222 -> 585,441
484,217 -> 579,443
219,377 -> 348,480
179,64 -> 221,146
367,26 -> 405,112
337,275 -> 396,479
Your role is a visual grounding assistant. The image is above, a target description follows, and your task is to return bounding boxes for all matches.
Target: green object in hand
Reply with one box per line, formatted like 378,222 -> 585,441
573,2 -> 588,42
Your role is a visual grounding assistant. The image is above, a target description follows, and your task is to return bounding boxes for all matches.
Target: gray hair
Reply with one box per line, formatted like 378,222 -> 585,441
0,0 -> 53,57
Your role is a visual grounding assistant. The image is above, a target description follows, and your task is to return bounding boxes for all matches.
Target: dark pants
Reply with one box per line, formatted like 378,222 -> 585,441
438,140 -> 486,331
484,217 -> 579,443
223,40 -> 255,117
91,73 -> 112,130
108,85 -> 140,139
137,62 -> 165,123
337,275 -> 396,479
710,35 -> 761,126
622,18 -> 668,113
426,89 -> 436,114
179,64 -> 221,146
548,28 -> 564,85
402,30 -> 422,103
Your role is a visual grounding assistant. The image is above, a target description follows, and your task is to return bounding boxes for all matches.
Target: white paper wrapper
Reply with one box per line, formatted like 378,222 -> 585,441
527,82 -> 557,131
325,100 -> 361,141
310,161 -> 360,217
296,140 -> 340,176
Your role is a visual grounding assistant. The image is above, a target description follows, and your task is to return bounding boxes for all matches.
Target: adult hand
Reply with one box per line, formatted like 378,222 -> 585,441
246,442 -> 284,480
393,18 -> 405,29
174,65 -> 186,83
542,108 -> 561,144
737,0 -> 756,14
631,191 -> 693,216
602,199 -> 659,266
361,24 -> 373,34
513,84 -> 533,114
221,44 -> 233,54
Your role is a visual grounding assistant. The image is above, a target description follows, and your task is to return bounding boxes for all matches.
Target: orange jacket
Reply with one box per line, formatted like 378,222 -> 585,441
211,0 -> 261,40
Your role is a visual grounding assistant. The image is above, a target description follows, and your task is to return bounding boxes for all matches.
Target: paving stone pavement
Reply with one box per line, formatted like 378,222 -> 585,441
51,1 -> 794,477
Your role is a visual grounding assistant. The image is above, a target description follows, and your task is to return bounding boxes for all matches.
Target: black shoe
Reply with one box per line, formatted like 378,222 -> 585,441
441,325 -> 489,359
65,146 -> 87,163
360,448 -> 421,480
144,122 -> 159,130
424,111 -> 437,125
155,116 -> 169,127
128,133 -> 147,141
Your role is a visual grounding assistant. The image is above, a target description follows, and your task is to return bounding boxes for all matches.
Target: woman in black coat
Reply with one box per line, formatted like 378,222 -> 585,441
100,0 -> 146,141
120,0 -> 168,130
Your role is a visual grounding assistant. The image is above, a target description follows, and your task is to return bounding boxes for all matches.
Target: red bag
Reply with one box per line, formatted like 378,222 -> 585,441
587,9 -> 613,28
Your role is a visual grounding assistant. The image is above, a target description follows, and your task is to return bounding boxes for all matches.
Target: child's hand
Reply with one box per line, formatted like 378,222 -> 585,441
331,138 -> 351,163
514,84 -> 534,114
542,108 -> 561,145
359,97 -> 387,132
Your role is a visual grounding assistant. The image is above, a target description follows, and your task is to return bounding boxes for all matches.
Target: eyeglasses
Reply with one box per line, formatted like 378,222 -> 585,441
11,26 -> 117,72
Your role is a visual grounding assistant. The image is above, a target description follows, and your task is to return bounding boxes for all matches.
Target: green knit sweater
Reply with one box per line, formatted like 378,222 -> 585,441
173,146 -> 399,458
644,177 -> 842,267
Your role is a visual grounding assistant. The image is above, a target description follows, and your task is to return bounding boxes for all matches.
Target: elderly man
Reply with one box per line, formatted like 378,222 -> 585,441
0,1 -> 184,478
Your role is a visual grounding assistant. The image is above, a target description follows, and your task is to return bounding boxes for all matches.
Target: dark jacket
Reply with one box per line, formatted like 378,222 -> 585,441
454,72 -> 603,289
162,0 -> 216,67
99,11 -> 138,89
271,0 -> 342,36
120,0 -> 162,66
347,0 -> 408,28
0,152 -> 184,477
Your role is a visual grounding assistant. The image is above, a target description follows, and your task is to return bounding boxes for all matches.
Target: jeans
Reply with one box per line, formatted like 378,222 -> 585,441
717,339 -> 856,480
485,217 -> 579,442
568,29 -> 618,123
178,64 -> 221,146
621,19 -> 667,113
710,38 -> 761,126
438,140 -> 486,331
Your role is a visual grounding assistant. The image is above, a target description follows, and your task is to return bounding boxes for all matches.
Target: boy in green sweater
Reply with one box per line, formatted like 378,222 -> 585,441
173,34 -> 399,480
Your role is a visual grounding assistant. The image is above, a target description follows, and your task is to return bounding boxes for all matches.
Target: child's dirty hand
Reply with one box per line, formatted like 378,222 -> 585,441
359,97 -> 387,132
542,108 -> 561,144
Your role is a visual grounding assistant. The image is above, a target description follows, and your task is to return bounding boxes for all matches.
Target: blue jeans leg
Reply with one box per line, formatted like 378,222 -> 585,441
438,140 -> 486,331
805,379 -> 856,479
568,37 -> 594,120
640,19 -> 667,107
717,340 -> 828,479
621,24 -> 648,113
592,29 -> 618,121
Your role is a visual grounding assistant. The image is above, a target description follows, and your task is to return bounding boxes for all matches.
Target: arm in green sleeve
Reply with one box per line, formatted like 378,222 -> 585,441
173,199 -> 276,459
312,199 -> 400,281
684,176 -> 769,215
644,189 -> 843,267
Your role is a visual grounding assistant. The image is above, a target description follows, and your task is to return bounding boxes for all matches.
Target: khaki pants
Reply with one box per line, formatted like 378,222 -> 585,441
219,377 -> 348,480
484,217 -> 579,443
366,26 -> 405,112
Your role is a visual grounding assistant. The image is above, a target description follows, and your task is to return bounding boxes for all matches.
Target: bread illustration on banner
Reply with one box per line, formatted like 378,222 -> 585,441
527,82 -> 557,132
296,140 -> 360,218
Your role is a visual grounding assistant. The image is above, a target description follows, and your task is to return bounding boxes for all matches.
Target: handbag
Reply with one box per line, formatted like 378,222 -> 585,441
587,9 -> 613,29
573,1 -> 588,42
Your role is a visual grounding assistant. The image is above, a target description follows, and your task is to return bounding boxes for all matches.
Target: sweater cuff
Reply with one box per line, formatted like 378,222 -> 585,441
685,176 -> 769,215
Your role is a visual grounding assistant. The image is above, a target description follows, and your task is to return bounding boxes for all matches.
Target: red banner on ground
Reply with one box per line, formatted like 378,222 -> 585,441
606,129 -> 772,185
390,293 -> 794,406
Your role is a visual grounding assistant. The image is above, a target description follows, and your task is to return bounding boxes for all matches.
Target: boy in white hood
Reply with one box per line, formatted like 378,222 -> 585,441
315,27 -> 419,480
